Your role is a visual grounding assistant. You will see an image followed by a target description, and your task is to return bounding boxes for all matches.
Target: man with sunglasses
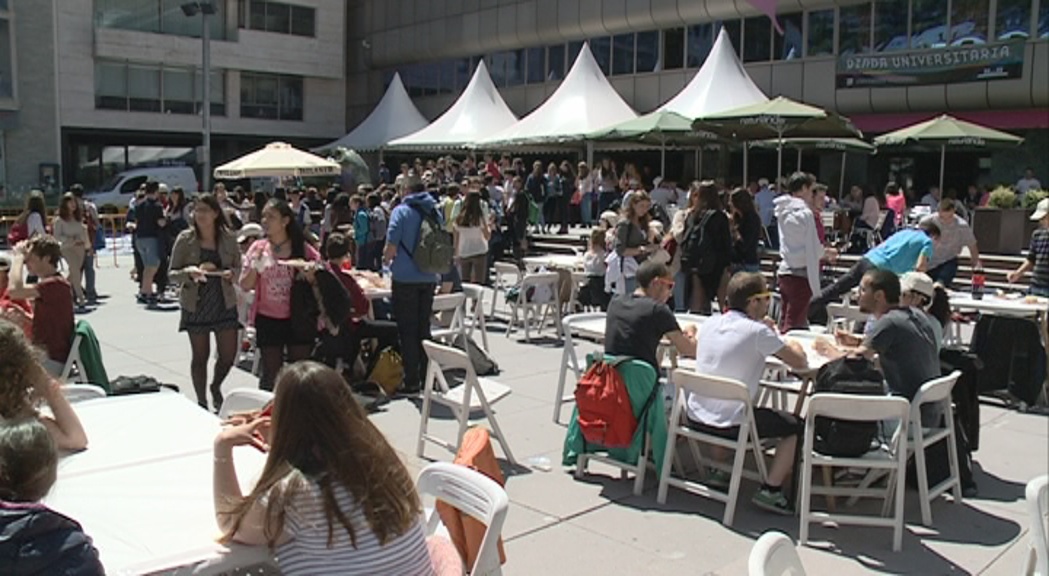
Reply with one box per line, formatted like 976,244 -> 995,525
604,260 -> 698,372
687,272 -> 810,515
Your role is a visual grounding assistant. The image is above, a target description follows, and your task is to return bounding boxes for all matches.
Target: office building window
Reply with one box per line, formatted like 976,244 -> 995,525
438,60 -> 455,94
874,0 -> 908,51
506,49 -> 524,87
0,16 -> 13,99
568,41 -> 584,69
526,47 -> 545,84
590,37 -> 611,75
96,62 -> 128,110
807,9 -> 835,56
612,33 -> 634,75
743,16 -> 772,62
455,58 -> 471,90
996,0 -> 1031,39
774,13 -> 803,60
687,23 -> 714,67
245,1 -> 315,37
663,28 -> 685,70
1039,1 -> 1049,37
636,31 -> 659,72
96,0 -> 225,39
951,0 -> 989,44
547,44 -> 566,80
163,68 -> 195,114
722,20 -> 742,55
839,3 -> 872,55
241,72 -> 302,121
95,61 -> 224,115
911,0 -> 948,48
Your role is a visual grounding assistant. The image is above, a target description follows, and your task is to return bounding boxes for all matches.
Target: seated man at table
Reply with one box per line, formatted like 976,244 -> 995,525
686,272 -> 809,515
604,260 -> 698,372
815,268 -> 942,424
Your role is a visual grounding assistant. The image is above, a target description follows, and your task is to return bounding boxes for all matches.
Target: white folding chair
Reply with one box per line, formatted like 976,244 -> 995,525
657,369 -> 769,527
826,303 -> 868,333
418,462 -> 509,576
1024,475 -> 1049,576
431,292 -> 467,345
218,388 -> 274,420
59,334 -> 86,384
553,312 -> 606,423
820,211 -> 838,245
505,271 -> 562,342
490,262 -> 520,318
799,394 -> 910,552
909,371 -> 963,526
60,384 -> 106,403
748,531 -> 807,576
462,283 -> 490,352
419,341 -> 517,466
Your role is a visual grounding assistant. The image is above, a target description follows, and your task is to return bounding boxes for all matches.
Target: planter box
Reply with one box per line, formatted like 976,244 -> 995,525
973,208 -> 1028,255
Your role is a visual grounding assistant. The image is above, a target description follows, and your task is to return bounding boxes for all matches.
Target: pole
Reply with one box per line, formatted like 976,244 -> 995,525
776,126 -> 784,184
743,144 -> 749,184
202,10 -> 212,193
938,144 -> 946,194
660,137 -> 666,177
796,147 -> 802,172
696,148 -> 703,179
839,151 -> 847,200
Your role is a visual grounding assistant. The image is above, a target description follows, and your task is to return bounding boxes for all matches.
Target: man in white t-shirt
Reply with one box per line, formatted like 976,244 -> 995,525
686,272 -> 809,515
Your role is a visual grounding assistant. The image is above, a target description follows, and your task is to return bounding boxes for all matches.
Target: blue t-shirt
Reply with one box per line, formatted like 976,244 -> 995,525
865,229 -> 934,274
354,209 -> 370,246
387,193 -> 442,284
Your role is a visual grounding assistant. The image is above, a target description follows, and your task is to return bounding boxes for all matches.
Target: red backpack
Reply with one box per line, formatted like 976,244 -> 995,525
6,221 -> 28,246
574,356 -> 641,448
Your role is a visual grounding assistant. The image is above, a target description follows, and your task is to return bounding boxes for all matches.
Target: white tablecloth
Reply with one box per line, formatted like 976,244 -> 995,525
44,392 -> 270,575
948,292 -> 1048,318
523,254 -> 584,270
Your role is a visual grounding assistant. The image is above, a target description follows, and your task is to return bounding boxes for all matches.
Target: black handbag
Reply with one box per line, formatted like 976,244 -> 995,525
289,277 -> 320,342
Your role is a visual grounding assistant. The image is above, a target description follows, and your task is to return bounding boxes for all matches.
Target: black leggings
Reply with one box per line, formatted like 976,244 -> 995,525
187,329 -> 238,409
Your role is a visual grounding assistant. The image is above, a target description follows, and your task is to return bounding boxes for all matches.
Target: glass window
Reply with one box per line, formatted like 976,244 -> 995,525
547,44 -> 565,80
874,0 -> 909,51
279,76 -> 303,121
0,19 -> 12,99
526,47 -> 545,84
1040,1 -> 1049,37
439,60 -> 455,94
663,27 -> 685,70
612,33 -> 634,75
774,13 -> 803,60
722,20 -> 742,54
290,5 -> 315,36
687,23 -> 715,67
996,0 -> 1031,39
455,58 -> 471,90
199,70 -> 225,115
163,68 -> 194,114
265,2 -> 290,34
950,0 -> 989,44
743,16 -> 772,62
839,3 -> 872,55
911,0 -> 948,48
95,61 -> 127,110
568,41 -> 584,69
488,54 -> 507,88
807,9 -> 835,56
242,72 -> 276,119
96,0 -> 161,33
128,65 -> 161,112
590,37 -> 611,75
0,1 -> 8,11
636,31 -> 659,72
505,49 -> 525,86
249,0 -> 266,29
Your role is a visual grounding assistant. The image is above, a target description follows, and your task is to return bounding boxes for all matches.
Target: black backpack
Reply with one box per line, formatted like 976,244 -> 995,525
679,210 -> 716,275
813,357 -> 886,457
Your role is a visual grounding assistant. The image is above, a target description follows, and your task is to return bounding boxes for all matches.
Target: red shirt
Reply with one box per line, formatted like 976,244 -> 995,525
32,276 -> 74,363
330,264 -> 371,324
0,289 -> 33,338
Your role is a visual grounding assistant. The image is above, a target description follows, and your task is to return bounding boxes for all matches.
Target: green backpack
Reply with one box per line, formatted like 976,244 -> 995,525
406,204 -> 453,275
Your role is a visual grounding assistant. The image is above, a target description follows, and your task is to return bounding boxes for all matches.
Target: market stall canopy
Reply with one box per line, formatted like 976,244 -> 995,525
657,28 -> 768,118
388,60 -> 518,150
750,137 -> 875,153
587,110 -> 719,144
314,73 -> 429,152
872,114 -> 1024,150
477,43 -> 637,147
694,96 -> 862,141
214,142 -> 340,179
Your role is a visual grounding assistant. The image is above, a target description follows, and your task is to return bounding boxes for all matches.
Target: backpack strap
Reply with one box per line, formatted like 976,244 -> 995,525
397,203 -> 434,257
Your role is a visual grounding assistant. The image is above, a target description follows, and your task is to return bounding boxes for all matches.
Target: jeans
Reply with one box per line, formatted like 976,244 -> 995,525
927,258 -> 959,287
808,258 -> 874,326
83,251 -> 97,299
580,193 -> 594,226
392,281 -> 436,391
622,276 -> 637,295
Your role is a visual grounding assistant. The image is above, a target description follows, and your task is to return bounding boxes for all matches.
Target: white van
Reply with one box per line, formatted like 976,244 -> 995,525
88,166 -> 198,209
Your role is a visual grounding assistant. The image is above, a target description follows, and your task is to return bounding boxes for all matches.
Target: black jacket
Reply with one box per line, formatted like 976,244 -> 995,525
0,501 -> 104,575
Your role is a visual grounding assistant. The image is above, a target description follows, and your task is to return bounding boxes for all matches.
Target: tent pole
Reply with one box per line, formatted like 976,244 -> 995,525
697,148 -> 703,179
839,152 -> 847,200
939,144 -> 946,193
776,127 -> 784,183
743,144 -> 749,184
660,136 -> 666,177
586,141 -> 594,168
797,147 -> 802,172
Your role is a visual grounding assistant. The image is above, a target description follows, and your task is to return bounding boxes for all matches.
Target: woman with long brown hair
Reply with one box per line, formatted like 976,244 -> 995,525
682,181 -> 732,314
453,190 -> 491,284
52,193 -> 90,309
213,361 -> 433,575
612,190 -> 653,295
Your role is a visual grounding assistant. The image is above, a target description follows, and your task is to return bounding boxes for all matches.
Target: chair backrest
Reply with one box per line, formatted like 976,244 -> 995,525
670,368 -> 753,404
748,531 -> 807,576
806,394 -> 910,424
60,384 -> 106,403
493,262 -> 519,284
418,462 -> 510,576
562,312 -> 608,330
827,303 -> 868,331
821,211 -> 836,229
519,271 -> 560,303
910,371 -> 961,424
432,293 -> 467,335
1027,475 -> 1049,576
462,283 -> 485,313
218,388 -> 274,419
423,339 -> 477,382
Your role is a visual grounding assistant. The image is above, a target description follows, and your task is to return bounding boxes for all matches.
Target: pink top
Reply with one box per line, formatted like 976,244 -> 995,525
241,239 -> 320,321
886,194 -> 907,225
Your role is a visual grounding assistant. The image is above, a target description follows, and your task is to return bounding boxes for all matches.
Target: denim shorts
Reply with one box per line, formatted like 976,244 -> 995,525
135,236 -> 161,268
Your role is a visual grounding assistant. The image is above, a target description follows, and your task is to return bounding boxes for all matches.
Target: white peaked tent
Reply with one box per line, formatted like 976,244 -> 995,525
658,28 -> 768,118
388,61 -> 518,150
315,73 -> 429,152
478,43 -> 637,147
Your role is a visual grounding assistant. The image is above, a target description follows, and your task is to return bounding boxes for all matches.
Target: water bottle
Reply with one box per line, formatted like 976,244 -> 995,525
971,268 -> 985,300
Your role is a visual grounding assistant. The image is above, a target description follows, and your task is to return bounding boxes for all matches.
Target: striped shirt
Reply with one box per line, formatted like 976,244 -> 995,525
275,480 -> 434,576
1028,228 -> 1049,292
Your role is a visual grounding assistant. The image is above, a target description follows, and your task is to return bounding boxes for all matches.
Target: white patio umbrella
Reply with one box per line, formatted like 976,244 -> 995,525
213,142 -> 340,180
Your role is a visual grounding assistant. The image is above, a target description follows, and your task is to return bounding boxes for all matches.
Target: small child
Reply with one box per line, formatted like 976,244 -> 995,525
580,228 -> 611,311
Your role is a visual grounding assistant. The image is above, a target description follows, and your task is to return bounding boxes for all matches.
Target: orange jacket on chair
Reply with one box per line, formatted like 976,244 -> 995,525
436,427 -> 507,569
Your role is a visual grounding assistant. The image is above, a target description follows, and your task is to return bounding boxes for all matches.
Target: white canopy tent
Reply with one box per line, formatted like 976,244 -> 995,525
388,60 -> 518,150
477,43 -> 637,147
658,28 -> 768,118
314,73 -> 429,152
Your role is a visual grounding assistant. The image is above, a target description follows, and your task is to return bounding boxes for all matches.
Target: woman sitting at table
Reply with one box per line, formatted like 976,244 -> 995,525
213,361 -> 436,575
0,418 -> 103,574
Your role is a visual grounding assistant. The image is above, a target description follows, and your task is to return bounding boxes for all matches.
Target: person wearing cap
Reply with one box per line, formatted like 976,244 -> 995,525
1007,198 -> 1049,297
236,223 -> 264,252
899,271 -> 946,349
921,199 -> 982,287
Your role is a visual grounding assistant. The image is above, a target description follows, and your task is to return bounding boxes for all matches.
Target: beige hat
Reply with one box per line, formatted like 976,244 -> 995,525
1031,198 -> 1049,221
900,271 -> 935,299
236,223 -> 263,243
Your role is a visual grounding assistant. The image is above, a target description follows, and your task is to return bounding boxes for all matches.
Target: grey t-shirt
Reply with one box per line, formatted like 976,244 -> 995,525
921,213 -> 975,268
865,308 -> 941,402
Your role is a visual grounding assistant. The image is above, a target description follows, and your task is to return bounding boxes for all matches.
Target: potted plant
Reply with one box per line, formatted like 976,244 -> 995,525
973,186 -> 1027,255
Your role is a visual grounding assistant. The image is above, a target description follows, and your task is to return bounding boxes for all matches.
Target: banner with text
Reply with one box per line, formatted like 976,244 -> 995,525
837,41 -> 1025,88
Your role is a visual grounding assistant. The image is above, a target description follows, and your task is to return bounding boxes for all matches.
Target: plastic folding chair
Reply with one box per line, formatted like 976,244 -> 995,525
490,262 -> 520,318
431,292 -> 467,345
657,368 -> 769,527
553,312 -> 606,423
748,531 -> 807,576
418,462 -> 510,576
60,334 -> 86,384
1024,475 -> 1049,576
218,388 -> 274,420
60,384 -> 107,403
909,371 -> 964,526
505,271 -> 562,342
462,283 -> 490,352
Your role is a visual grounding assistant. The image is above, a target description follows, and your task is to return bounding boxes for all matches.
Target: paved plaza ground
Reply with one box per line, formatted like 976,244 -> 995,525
81,254 -> 1046,575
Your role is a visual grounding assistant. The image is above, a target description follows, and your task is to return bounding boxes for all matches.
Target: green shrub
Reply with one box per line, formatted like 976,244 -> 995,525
1023,189 -> 1048,209
987,186 -> 1018,209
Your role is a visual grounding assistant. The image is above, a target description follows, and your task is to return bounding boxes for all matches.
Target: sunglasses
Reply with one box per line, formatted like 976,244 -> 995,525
748,291 -> 773,302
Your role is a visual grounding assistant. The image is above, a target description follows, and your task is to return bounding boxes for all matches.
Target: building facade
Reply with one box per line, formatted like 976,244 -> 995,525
348,0 -> 1049,193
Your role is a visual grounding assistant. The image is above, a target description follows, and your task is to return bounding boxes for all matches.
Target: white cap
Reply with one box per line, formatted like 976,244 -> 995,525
236,223 -> 264,243
158,183 -> 170,193
1031,198 -> 1049,221
900,271 -> 935,299
758,178 -> 769,187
